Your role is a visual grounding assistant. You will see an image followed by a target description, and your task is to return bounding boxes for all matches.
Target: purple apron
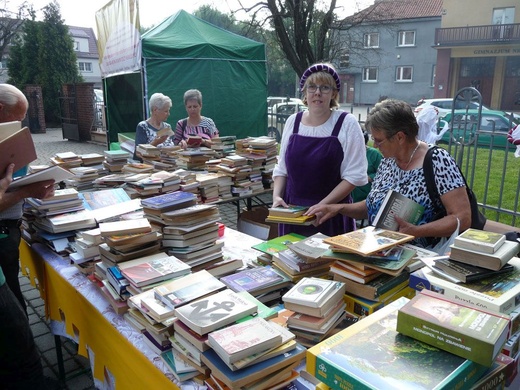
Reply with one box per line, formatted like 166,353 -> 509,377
279,111 -> 356,237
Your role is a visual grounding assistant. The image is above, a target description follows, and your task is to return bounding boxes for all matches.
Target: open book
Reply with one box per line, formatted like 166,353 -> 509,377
9,165 -> 74,189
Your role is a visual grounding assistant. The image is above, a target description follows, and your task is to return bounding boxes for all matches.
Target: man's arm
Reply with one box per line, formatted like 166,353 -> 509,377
0,163 -> 14,201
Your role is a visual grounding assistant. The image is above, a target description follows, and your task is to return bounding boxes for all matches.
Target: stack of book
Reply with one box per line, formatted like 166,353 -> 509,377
26,188 -> 84,219
79,152 -> 105,166
321,226 -> 418,318
50,151 -> 82,168
159,204 -> 223,271
282,277 -> 347,346
66,166 -> 100,191
135,143 -> 161,161
121,162 -> 154,175
97,218 -> 162,270
265,206 -> 316,225
103,150 -> 131,172
195,172 -> 220,203
176,147 -> 216,170
220,265 -> 293,305
250,233 -> 306,265
271,233 -> 333,282
209,135 -> 236,157
443,229 -> 520,280
69,227 -> 102,270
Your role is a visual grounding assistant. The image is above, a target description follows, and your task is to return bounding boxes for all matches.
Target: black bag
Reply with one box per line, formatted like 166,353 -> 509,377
423,146 -> 486,230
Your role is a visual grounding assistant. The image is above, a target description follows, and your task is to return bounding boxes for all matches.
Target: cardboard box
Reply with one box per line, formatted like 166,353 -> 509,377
237,206 -> 277,240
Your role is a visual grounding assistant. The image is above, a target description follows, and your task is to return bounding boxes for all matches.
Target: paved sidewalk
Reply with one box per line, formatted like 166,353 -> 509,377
22,129 -> 259,389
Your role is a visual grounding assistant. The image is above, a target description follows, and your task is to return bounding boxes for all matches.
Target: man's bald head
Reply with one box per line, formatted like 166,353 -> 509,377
0,84 -> 28,122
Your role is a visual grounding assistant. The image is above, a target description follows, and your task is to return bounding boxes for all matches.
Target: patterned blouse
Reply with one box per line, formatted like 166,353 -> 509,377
174,117 -> 219,144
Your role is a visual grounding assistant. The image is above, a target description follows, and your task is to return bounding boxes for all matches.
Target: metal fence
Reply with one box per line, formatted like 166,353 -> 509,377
435,88 -> 520,227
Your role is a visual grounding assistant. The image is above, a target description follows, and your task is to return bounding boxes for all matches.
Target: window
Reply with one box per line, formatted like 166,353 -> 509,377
339,53 -> 350,68
363,33 -> 379,48
78,62 -> 92,72
396,66 -> 413,82
398,31 -> 415,46
362,67 -> 378,82
73,41 -> 80,51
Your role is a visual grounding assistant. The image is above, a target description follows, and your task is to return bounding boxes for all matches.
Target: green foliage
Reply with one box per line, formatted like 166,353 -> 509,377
7,1 -> 82,123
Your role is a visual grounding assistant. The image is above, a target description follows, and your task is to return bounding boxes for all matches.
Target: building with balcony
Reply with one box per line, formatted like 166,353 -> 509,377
340,0 -> 442,105
434,0 -> 520,111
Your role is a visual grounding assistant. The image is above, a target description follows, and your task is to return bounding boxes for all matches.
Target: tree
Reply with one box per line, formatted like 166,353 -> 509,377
236,0 -> 393,77
7,1 -> 82,123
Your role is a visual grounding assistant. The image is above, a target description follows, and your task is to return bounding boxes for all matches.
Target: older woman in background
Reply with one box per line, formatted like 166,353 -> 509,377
134,92 -> 174,161
174,89 -> 219,149
272,63 -> 367,237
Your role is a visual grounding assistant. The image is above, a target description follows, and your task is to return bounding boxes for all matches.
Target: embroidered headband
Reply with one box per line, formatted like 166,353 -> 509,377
299,63 -> 341,91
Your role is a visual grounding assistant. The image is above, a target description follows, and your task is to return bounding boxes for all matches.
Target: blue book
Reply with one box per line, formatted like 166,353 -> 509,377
140,190 -> 196,209
201,343 -> 306,389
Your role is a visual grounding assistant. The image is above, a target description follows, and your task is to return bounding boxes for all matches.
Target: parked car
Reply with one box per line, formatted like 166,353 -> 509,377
414,98 -> 490,118
267,96 -> 303,113
438,109 -> 519,149
267,101 -> 307,142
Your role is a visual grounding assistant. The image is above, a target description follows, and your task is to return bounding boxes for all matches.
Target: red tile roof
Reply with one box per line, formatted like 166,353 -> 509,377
345,0 -> 443,23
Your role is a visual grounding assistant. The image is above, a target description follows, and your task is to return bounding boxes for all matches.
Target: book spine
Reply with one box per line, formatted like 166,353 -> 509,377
396,310 -> 496,367
343,294 -> 382,317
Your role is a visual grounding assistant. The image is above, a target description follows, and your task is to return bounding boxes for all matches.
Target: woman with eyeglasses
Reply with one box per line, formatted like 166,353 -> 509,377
272,63 -> 368,237
307,99 -> 472,247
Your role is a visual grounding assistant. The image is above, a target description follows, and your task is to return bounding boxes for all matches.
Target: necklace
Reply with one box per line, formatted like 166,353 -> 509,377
403,141 -> 420,171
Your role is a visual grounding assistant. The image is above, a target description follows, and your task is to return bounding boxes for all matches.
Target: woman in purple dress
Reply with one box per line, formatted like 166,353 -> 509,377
272,63 -> 368,237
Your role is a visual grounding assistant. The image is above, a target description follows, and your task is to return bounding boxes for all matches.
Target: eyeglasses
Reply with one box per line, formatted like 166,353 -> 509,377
306,85 -> 333,94
371,134 -> 392,147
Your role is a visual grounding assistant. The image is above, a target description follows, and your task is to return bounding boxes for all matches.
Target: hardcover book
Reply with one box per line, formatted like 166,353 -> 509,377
397,289 -> 510,367
434,258 -> 515,284
173,289 -> 258,335
0,125 -> 37,174
333,270 -> 411,301
207,317 -> 283,365
454,228 -> 506,254
410,257 -> 520,314
307,297 -> 488,390
153,269 -> 226,310
323,226 -> 415,256
286,232 -> 330,262
449,239 -> 519,271
282,277 -> 345,308
372,189 -> 425,231
265,214 -> 316,225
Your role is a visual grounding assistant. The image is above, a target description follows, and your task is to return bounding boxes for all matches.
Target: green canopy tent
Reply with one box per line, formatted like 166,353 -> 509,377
103,10 -> 267,146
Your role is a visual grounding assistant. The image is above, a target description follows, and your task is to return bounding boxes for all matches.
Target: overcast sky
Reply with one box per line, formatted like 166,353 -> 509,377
5,0 -> 373,34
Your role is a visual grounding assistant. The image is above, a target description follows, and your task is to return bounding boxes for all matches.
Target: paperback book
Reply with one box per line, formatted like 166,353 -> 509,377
282,277 -> 345,308
207,317 -> 283,365
323,226 -> 415,256
397,289 -> 510,367
410,257 -> 520,314
372,189 -> 425,231
307,297 -> 488,390
220,266 -> 291,296
267,206 -> 308,218
434,257 -> 515,284
286,232 -> 330,262
119,253 -> 191,287
449,239 -> 519,271
153,270 -> 226,310
453,228 -> 506,254
173,289 -> 258,335
251,233 -> 306,256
